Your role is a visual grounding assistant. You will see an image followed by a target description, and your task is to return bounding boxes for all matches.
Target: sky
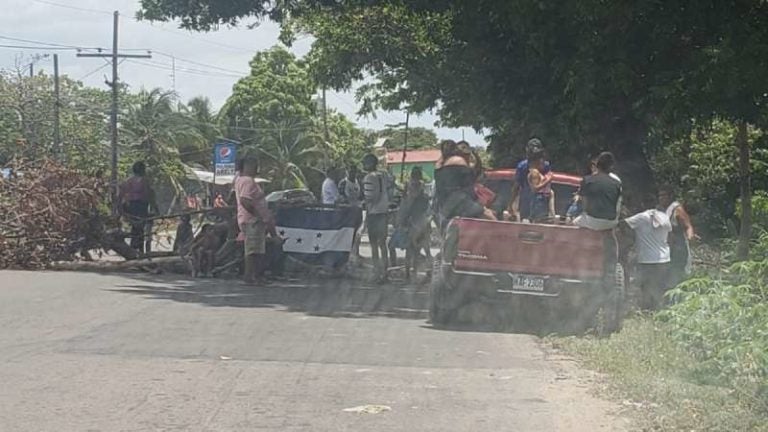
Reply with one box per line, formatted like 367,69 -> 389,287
0,0 -> 486,144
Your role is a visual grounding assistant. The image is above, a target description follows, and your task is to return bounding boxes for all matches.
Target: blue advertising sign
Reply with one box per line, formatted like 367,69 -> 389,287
214,142 -> 237,177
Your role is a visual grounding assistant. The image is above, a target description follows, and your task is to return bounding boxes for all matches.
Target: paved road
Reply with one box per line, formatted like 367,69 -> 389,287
0,271 -> 626,431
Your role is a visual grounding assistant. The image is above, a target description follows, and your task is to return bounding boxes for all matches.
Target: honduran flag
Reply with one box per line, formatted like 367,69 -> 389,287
275,206 -> 363,269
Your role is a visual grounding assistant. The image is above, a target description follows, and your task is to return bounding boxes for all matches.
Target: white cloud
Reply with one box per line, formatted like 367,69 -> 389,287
2,0 -> 486,144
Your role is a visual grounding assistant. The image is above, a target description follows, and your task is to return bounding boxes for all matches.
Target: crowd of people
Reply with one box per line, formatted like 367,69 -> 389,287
117,138 -> 696,304
508,139 -> 696,310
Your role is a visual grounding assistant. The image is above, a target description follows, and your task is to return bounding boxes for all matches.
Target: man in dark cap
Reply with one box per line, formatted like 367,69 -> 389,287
509,138 -> 552,221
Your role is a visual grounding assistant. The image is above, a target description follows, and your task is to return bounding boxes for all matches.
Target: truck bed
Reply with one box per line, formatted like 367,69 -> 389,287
451,218 -> 605,280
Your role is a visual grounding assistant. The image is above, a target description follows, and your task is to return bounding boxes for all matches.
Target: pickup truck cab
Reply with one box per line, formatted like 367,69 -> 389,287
430,170 -> 624,334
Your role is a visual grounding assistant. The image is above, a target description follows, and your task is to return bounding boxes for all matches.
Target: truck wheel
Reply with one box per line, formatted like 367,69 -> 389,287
596,263 -> 625,336
429,257 -> 455,326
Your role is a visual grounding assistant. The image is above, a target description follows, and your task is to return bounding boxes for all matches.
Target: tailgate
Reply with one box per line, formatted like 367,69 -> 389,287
452,219 -> 604,279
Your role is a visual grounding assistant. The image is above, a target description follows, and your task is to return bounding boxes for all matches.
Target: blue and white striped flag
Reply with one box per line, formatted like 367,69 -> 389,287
275,206 -> 363,269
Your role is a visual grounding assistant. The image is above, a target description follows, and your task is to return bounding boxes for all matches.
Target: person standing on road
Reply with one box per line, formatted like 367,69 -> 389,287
397,166 -> 432,280
363,154 -> 391,283
341,165 -> 364,260
340,165 -> 362,207
118,161 -> 158,255
622,197 -> 673,310
321,167 -> 342,205
573,152 -> 622,231
235,156 -> 274,285
658,186 -> 696,287
509,138 -> 552,222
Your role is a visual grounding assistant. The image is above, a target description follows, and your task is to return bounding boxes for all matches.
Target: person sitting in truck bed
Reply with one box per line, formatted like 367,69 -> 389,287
573,152 -> 622,231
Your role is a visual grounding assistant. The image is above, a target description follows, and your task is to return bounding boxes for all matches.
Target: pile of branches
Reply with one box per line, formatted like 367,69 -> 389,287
0,158 -> 108,269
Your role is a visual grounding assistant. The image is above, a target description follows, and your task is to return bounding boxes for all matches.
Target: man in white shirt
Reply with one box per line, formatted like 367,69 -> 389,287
321,167 -> 342,205
623,198 -> 672,310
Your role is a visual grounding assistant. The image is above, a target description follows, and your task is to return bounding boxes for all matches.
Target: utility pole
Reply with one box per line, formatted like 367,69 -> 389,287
322,87 -> 329,142
28,63 -> 33,77
171,56 -> 176,93
53,54 -> 61,160
399,110 -> 410,185
77,11 -> 151,214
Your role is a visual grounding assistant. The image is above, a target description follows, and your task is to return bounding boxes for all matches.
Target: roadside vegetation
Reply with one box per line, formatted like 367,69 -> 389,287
553,245 -> 768,431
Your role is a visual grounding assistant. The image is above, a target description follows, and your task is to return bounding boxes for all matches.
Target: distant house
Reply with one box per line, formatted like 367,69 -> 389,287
386,148 -> 442,181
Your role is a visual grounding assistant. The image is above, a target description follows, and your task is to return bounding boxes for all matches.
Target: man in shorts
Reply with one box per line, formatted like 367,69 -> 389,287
235,156 -> 274,285
362,154 -> 391,283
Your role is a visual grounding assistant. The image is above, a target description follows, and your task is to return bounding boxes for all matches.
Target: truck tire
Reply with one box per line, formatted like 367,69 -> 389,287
596,263 -> 625,336
429,257 -> 455,326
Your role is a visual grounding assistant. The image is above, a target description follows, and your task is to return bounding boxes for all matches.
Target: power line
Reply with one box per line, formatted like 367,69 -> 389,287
152,51 -> 248,75
124,59 -> 243,78
0,44 -> 83,51
30,0 -> 259,54
0,34 -> 104,51
30,0 -> 112,15
130,23 -> 257,54
77,63 -> 110,81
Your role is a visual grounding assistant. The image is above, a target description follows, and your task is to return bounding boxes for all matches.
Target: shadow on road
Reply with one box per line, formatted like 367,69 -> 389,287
111,274 -> 430,320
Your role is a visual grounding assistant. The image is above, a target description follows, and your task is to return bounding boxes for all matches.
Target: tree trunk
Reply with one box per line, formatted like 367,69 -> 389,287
736,121 -> 751,261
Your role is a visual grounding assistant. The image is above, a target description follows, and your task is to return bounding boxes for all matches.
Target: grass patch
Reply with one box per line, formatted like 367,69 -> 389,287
551,316 -> 768,431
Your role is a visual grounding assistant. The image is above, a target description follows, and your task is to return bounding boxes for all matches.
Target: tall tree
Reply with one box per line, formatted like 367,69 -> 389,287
139,0 -> 768,184
182,96 -> 222,166
220,46 -> 316,144
256,119 -> 326,190
372,126 -> 437,151
121,88 -> 202,186
0,67 -> 111,170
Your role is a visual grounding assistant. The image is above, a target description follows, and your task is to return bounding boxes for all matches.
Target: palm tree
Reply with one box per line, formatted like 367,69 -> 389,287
253,119 -> 327,190
122,88 -> 202,175
121,88 -> 203,209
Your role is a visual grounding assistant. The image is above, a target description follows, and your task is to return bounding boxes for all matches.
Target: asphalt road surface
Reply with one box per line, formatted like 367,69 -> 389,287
0,271 -> 627,431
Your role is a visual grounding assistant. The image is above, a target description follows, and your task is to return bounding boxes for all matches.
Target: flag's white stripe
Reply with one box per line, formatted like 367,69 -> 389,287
277,227 -> 355,254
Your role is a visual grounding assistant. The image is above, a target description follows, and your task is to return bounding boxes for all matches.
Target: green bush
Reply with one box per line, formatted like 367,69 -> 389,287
658,261 -> 768,410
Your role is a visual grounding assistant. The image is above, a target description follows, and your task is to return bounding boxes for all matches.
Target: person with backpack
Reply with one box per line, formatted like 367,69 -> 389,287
362,154 -> 391,283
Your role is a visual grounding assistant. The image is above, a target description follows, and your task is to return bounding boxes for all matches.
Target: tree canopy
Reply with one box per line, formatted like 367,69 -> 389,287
139,0 -> 768,185
372,126 -> 437,151
219,45 -> 370,190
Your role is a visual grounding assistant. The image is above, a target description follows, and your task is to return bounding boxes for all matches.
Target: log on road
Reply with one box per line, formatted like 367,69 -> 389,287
50,256 -> 188,274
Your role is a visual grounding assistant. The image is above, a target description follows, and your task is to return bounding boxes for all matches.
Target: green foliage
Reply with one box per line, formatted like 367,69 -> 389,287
322,111 -> 371,167
0,69 -> 111,171
555,318 -> 767,431
220,46 -> 316,141
371,126 -> 437,151
651,119 -> 768,238
141,0 -> 768,205
658,262 -> 768,411
250,119 -> 326,191
182,96 -> 222,165
120,88 -> 202,187
220,45 -> 369,190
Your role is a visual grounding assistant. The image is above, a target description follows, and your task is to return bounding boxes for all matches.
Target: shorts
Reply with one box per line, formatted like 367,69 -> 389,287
367,213 -> 389,244
529,194 -> 550,222
241,221 -> 266,256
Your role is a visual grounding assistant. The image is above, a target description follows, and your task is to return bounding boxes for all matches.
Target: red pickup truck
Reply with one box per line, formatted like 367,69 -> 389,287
429,170 -> 625,335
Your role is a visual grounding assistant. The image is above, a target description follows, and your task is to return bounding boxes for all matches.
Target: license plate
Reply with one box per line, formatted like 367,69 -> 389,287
511,274 -> 546,292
